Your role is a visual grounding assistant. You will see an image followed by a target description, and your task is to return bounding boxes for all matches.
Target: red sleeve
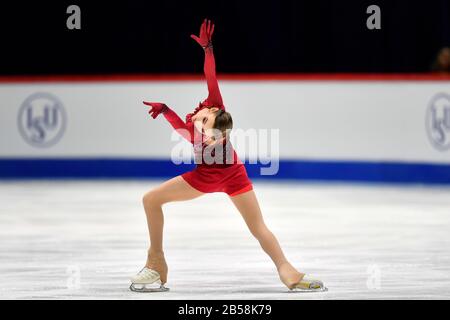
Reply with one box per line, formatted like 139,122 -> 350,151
203,46 -> 224,108
163,107 -> 194,143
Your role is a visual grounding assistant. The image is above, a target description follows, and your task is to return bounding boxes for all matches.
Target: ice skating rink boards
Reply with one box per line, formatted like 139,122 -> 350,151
0,180 -> 449,300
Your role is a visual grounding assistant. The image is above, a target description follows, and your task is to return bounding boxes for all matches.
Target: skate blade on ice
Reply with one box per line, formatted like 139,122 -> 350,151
289,275 -> 328,293
289,286 -> 328,293
129,267 -> 170,293
129,283 -> 170,292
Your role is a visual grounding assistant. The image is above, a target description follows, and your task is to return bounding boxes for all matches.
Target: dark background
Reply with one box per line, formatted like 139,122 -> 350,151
1,0 -> 449,75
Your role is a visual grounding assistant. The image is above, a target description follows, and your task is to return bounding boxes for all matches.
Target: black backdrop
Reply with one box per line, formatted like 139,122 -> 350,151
1,0 -> 449,75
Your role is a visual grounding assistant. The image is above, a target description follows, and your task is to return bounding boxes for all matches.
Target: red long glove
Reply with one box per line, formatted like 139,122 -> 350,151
143,101 -> 194,143
191,19 -> 224,108
143,101 -> 167,119
190,18 -> 214,48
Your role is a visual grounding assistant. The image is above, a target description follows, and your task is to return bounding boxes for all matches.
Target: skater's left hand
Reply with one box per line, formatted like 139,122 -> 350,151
143,101 -> 168,119
191,18 -> 214,48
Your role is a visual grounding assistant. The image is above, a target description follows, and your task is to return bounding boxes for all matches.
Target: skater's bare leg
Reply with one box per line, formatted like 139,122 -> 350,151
142,175 -> 204,283
229,190 -> 304,289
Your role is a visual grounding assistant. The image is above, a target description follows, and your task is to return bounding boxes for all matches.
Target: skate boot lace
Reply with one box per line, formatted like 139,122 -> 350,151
136,267 -> 159,280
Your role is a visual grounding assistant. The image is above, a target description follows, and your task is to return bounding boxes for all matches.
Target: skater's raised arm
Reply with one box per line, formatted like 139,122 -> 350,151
191,19 -> 223,108
143,101 -> 194,143
203,42 -> 223,107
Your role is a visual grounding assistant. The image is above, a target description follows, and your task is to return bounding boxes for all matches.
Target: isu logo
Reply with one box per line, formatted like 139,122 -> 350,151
18,92 -> 67,148
426,93 -> 450,151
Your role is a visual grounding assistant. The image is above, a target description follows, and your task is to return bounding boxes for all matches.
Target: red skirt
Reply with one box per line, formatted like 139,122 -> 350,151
181,162 -> 253,197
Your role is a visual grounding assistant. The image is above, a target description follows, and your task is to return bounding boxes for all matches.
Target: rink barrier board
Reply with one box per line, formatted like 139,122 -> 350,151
2,73 -> 450,183
0,158 -> 449,184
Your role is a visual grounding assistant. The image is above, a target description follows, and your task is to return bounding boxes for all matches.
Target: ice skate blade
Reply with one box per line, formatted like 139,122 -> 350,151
289,286 -> 328,293
129,283 -> 170,293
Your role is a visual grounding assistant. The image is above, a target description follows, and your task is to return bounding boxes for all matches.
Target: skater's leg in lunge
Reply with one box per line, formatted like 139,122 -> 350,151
229,190 -> 303,286
141,175 -> 204,283
230,190 -> 311,290
229,190 -> 289,268
143,175 -> 203,252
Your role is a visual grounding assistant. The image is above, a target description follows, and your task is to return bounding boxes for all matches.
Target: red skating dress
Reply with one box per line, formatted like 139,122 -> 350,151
161,44 -> 253,197
163,101 -> 253,197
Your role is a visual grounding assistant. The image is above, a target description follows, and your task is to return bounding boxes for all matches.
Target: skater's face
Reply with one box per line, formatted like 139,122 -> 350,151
192,107 -> 217,131
192,107 -> 221,144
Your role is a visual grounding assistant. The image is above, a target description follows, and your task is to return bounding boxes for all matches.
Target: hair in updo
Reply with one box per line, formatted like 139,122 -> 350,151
212,109 -> 233,140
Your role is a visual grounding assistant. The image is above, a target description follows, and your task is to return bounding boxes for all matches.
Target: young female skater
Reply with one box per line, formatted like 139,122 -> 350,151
130,19 -> 326,292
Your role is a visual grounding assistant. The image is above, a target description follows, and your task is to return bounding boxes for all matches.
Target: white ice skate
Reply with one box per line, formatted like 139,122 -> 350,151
289,274 -> 328,292
129,267 -> 169,292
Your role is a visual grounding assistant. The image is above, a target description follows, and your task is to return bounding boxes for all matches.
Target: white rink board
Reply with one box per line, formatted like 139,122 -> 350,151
0,80 -> 449,164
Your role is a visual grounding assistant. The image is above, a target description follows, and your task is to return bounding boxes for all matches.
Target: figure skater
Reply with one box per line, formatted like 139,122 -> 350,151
130,19 -> 326,292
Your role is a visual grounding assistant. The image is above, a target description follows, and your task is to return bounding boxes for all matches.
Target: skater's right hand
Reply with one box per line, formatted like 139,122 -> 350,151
190,18 -> 214,48
143,101 -> 168,119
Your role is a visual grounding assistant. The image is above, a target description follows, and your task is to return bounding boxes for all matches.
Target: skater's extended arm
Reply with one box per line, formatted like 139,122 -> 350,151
203,44 -> 223,107
191,19 -> 224,108
143,101 -> 193,143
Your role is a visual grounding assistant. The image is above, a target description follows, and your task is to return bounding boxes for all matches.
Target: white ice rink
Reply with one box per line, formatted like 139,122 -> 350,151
1,180 -> 449,300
